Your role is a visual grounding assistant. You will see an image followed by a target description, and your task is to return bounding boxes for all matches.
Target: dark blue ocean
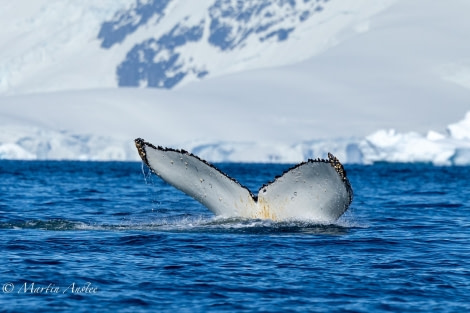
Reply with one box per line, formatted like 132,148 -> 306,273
1,161 -> 469,312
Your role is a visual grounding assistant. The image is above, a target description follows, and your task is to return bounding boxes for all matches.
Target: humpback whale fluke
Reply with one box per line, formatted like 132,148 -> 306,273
135,138 -> 353,222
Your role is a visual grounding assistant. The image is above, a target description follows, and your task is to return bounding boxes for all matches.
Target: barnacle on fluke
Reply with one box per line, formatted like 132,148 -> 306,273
135,138 -> 353,222
327,152 -> 353,204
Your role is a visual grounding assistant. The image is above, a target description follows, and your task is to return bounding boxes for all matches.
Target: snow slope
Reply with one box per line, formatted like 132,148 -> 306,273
0,0 -> 395,94
0,0 -> 469,164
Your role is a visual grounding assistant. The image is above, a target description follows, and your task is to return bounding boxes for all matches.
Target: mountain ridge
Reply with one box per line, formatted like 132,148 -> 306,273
0,0 -> 394,94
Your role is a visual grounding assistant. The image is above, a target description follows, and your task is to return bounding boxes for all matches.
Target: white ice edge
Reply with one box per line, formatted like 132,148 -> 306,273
0,111 -> 469,165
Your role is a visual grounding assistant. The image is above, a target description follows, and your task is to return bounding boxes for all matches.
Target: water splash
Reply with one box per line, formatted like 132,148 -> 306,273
0,215 -> 362,235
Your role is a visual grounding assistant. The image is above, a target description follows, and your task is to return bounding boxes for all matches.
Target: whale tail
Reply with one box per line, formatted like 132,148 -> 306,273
135,138 -> 353,222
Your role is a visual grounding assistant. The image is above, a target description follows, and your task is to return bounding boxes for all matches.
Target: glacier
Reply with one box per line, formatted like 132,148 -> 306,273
1,111 -> 469,165
1,0 -> 470,164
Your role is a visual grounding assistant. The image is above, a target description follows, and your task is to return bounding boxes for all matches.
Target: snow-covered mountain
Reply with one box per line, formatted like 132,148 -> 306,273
1,0 -> 470,164
0,0 -> 394,94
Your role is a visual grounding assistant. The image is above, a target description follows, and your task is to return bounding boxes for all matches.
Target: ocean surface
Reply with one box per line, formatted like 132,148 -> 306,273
0,160 -> 469,312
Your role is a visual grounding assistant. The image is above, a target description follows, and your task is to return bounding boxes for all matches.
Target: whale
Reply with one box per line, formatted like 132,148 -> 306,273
135,138 -> 353,222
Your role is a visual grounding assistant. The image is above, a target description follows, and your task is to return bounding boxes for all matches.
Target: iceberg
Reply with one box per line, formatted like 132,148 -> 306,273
358,112 -> 470,165
0,111 -> 469,165
0,125 -> 137,161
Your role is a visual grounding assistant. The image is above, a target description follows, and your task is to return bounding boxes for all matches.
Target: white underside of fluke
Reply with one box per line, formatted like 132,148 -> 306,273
135,138 -> 353,222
